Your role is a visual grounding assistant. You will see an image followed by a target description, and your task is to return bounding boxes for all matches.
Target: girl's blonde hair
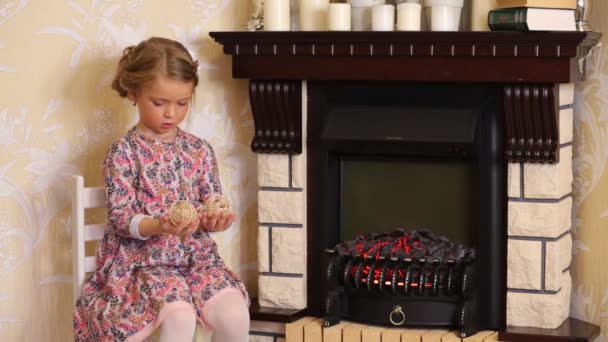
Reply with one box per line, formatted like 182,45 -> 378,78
112,37 -> 199,98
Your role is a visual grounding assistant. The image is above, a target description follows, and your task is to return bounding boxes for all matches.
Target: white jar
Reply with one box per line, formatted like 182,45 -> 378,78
397,3 -> 422,31
347,0 -> 386,31
423,0 -> 464,31
264,0 -> 291,31
372,4 -> 395,31
328,3 -> 352,31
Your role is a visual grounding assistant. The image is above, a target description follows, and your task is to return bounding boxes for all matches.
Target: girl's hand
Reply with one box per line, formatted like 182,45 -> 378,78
200,211 -> 237,232
178,217 -> 200,238
158,215 -> 199,237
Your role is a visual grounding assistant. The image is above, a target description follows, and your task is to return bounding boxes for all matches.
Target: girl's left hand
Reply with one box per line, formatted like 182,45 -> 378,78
201,211 -> 237,232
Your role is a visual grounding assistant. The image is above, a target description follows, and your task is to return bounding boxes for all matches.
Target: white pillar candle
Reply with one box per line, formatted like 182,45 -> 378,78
471,0 -> 497,31
371,4 -> 395,31
299,0 -> 329,31
397,3 -> 422,31
264,0 -> 291,31
328,3 -> 352,31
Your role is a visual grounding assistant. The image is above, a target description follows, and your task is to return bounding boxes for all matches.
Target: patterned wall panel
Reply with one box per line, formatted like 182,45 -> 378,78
0,1 -> 256,340
570,1 -> 608,341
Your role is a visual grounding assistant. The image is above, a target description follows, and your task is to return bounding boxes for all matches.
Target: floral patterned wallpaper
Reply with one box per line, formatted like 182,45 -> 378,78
571,1 -> 608,341
1,0 -> 607,341
0,1 -> 255,340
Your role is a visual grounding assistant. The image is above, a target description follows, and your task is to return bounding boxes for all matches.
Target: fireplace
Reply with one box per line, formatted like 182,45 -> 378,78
210,30 -> 602,341
307,82 -> 505,336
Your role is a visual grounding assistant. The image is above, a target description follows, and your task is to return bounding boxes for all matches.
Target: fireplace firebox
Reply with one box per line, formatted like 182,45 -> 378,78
307,82 -> 507,336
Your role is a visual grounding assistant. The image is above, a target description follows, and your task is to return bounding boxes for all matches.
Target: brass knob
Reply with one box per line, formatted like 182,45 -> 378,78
389,305 -> 406,326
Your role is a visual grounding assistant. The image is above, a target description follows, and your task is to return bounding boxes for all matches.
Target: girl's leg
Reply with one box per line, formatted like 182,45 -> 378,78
158,308 -> 197,342
203,291 -> 250,342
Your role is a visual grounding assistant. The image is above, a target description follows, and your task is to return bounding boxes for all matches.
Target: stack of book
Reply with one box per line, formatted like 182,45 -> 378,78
488,0 -> 577,31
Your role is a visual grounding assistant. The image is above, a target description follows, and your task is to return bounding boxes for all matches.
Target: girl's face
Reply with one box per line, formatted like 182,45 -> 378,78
132,75 -> 194,142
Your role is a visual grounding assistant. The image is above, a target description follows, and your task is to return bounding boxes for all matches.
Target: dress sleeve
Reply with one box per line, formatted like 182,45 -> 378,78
198,140 -> 223,202
103,141 -> 142,238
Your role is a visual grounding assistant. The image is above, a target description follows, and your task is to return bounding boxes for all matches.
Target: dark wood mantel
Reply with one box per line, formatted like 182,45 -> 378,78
210,31 -> 600,83
209,31 -> 601,162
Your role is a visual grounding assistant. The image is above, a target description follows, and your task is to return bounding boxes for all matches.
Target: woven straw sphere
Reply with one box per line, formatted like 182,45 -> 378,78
169,200 -> 197,226
202,194 -> 232,215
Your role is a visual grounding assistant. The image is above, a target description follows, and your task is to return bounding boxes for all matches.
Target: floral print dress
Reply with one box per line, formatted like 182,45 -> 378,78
73,127 -> 248,341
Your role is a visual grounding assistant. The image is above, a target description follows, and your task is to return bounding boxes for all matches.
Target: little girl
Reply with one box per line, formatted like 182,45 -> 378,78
73,37 -> 250,342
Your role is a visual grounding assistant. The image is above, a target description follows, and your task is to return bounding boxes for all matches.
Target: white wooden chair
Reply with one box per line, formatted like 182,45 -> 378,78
71,175 -> 106,304
71,175 -> 212,341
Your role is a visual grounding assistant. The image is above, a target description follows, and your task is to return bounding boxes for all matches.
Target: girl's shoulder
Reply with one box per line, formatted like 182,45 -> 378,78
179,129 -> 215,152
104,128 -> 139,159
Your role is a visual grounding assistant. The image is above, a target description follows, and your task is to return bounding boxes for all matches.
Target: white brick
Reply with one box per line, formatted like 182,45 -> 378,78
507,239 -> 542,290
508,163 -> 521,198
559,108 -> 573,144
258,191 -> 304,224
524,146 -> 572,199
272,228 -> 306,274
259,275 -> 307,309
249,335 -> 273,342
258,226 -> 270,272
250,320 -> 286,334
545,233 -> 572,291
258,154 -> 290,188
507,271 -> 571,329
508,197 -> 572,238
559,83 -> 574,106
292,149 -> 306,189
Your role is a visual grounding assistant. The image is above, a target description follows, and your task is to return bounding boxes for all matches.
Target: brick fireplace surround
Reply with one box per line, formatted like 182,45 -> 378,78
210,31 -> 601,342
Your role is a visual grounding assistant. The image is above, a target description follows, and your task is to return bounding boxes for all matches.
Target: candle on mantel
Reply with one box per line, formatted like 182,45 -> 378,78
328,3 -> 352,31
371,4 -> 395,31
264,0 -> 290,31
299,0 -> 329,31
471,0 -> 498,31
397,3 -> 422,31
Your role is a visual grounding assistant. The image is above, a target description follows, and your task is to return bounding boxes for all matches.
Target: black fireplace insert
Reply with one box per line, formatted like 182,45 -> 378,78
307,82 -> 507,337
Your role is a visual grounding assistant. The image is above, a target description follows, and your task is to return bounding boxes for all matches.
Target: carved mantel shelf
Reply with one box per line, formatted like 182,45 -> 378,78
210,31 -> 601,162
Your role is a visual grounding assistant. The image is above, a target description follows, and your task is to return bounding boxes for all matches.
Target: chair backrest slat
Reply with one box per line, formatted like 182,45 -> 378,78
83,187 -> 106,209
84,224 -> 106,241
84,256 -> 97,273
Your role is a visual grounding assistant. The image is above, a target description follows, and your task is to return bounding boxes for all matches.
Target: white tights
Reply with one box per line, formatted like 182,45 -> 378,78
158,308 -> 197,342
157,292 -> 249,342
205,291 -> 250,342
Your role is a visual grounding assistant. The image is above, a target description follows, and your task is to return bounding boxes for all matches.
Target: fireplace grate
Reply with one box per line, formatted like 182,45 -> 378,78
323,230 -> 480,337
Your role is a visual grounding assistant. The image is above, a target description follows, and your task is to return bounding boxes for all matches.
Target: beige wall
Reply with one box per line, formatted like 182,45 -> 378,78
1,0 -> 608,341
571,2 -> 608,341
0,1 -> 255,340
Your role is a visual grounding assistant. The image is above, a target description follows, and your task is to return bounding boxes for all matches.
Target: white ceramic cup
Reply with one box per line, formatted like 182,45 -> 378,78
423,0 -> 463,31
397,3 -> 422,31
347,0 -> 386,31
328,3 -> 352,31
371,4 -> 395,31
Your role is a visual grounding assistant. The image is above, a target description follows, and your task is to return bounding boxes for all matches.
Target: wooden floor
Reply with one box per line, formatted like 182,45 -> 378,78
285,317 -> 500,342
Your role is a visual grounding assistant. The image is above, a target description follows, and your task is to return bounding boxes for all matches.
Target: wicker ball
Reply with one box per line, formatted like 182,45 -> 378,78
201,194 -> 232,215
169,200 -> 197,226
